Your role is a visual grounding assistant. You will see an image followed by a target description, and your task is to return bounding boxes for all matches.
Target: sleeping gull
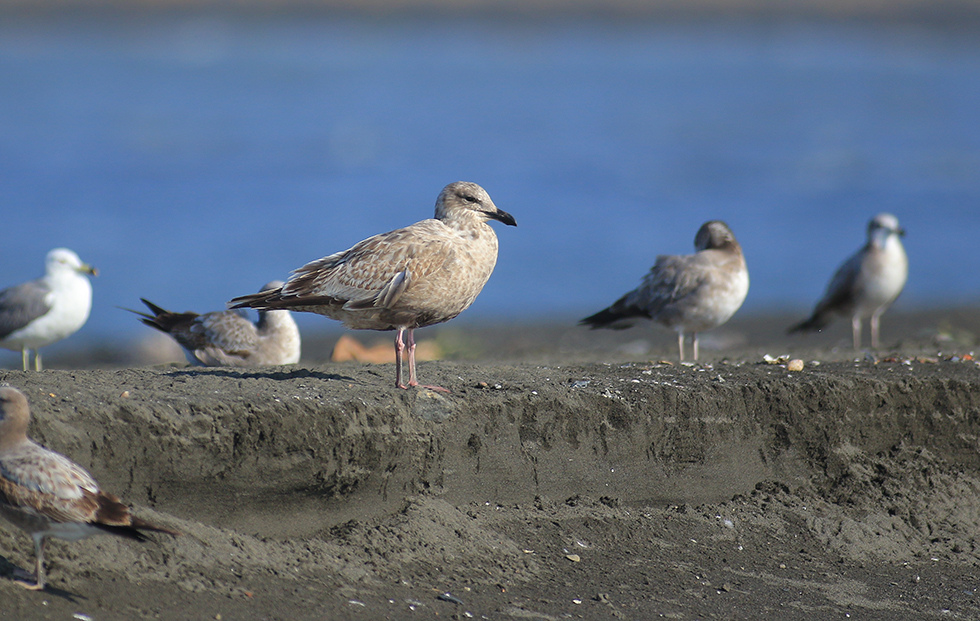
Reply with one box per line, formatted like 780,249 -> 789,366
580,220 -> 749,362
229,181 -> 516,390
0,386 -> 178,590
0,248 -> 98,371
129,281 -> 301,367
789,213 -> 907,350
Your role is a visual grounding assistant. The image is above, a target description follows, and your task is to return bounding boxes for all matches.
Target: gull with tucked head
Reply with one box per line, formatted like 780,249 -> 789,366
129,280 -> 301,367
230,181 -> 516,390
0,248 -> 97,371
789,213 -> 908,350
0,386 -> 178,591
581,220 -> 749,362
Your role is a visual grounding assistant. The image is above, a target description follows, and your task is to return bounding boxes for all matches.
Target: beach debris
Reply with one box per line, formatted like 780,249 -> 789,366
570,380 -> 590,388
762,354 -> 791,365
566,554 -> 582,562
406,598 -> 425,611
437,592 -> 464,605
761,354 -> 805,372
875,354 -> 950,365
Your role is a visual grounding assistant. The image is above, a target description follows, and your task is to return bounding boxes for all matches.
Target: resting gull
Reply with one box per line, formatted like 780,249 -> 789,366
230,181 -> 516,390
580,220 -> 749,362
0,248 -> 98,371
0,386 -> 178,590
129,281 -> 301,367
789,213 -> 907,350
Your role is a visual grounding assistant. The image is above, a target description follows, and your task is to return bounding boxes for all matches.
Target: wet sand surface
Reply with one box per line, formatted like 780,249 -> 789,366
1,308 -> 979,620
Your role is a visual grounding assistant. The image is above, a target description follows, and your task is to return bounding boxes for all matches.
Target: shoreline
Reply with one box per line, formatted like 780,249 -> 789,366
25,306 -> 980,370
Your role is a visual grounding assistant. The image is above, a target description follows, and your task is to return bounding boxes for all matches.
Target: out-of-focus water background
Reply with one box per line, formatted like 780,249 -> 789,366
1,11 -> 978,355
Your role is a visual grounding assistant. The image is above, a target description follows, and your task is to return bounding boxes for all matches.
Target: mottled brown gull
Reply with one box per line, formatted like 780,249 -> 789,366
789,213 -> 907,350
230,181 -> 516,390
580,220 -> 749,362
0,386 -> 178,591
129,281 -> 301,367
0,248 -> 98,371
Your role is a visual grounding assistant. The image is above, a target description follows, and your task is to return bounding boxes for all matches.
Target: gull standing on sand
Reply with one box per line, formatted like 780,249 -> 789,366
0,248 -> 98,371
0,387 -> 178,590
129,281 -> 301,367
580,220 -> 749,362
789,213 -> 907,350
230,181 -> 517,390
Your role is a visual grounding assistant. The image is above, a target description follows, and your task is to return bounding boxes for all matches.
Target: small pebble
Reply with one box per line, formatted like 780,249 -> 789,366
787,359 -> 804,372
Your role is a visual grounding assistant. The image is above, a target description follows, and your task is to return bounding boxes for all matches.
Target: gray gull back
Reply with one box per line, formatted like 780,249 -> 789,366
581,220 -> 749,362
131,280 -> 301,367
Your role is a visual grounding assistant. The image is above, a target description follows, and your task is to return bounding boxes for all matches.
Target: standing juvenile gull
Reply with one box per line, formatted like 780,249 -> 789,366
580,221 -> 749,362
128,281 -> 301,367
789,213 -> 907,350
0,387 -> 178,590
229,181 -> 517,390
0,248 -> 98,371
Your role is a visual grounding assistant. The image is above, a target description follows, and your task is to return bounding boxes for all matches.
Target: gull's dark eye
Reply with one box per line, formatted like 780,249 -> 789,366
462,194 -> 479,204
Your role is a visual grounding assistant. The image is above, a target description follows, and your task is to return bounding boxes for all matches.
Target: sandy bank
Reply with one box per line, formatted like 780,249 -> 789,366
1,332 -> 979,619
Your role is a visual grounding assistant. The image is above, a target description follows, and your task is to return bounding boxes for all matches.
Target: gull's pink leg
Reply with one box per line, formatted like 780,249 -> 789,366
692,332 -> 699,362
406,328 -> 418,387
394,328 -> 408,389
14,535 -> 46,590
406,329 -> 449,392
852,315 -> 862,350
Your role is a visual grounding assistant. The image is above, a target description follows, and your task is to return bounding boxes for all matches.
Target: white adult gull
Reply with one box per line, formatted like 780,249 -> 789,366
0,386 -> 178,591
229,181 -> 517,390
789,212 -> 907,350
581,220 -> 749,362
129,281 -> 301,367
0,248 -> 98,371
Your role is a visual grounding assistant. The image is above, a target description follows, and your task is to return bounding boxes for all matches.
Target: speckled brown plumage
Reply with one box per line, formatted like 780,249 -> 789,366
0,387 -> 178,590
230,181 -> 516,389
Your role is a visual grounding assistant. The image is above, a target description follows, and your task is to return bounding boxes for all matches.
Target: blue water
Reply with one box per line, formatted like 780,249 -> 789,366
1,14 -> 978,344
